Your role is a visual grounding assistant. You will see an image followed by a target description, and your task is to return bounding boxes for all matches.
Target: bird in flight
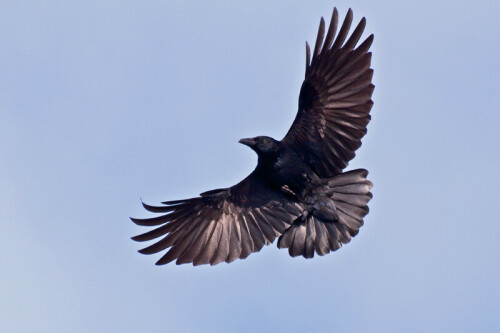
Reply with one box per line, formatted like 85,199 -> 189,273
131,7 -> 374,266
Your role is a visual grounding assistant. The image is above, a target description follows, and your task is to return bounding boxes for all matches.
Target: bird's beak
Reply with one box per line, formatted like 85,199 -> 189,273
239,138 -> 256,147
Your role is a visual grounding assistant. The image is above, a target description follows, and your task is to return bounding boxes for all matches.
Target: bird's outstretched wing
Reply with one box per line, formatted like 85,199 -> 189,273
282,8 -> 374,177
131,172 -> 302,266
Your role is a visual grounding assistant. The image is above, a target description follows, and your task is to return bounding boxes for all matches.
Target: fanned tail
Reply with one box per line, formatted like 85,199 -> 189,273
277,169 -> 372,258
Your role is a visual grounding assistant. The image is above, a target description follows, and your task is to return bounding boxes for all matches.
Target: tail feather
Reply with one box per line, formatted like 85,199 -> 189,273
278,168 -> 372,258
290,219 -> 306,257
313,221 -> 330,255
304,218 -> 316,258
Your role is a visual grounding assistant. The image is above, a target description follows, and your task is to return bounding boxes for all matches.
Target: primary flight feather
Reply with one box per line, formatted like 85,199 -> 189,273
131,7 -> 374,266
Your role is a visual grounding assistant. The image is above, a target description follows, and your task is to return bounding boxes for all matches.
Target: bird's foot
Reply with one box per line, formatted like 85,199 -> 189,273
281,185 -> 296,196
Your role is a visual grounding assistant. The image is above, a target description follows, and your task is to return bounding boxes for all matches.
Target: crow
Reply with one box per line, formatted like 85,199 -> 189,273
131,8 -> 374,266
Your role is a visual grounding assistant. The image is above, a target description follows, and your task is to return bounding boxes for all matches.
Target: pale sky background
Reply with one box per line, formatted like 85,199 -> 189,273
1,1 -> 499,332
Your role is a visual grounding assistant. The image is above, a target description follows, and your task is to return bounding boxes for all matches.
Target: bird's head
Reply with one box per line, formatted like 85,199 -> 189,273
239,136 -> 281,156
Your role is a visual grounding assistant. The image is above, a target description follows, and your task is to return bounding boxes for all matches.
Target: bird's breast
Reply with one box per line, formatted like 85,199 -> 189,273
271,153 -> 317,192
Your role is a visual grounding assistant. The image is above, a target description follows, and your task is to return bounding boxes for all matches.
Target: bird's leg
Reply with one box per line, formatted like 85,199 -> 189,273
281,185 -> 296,196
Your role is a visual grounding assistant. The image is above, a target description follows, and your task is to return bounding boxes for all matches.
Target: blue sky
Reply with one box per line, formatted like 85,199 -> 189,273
1,1 -> 499,332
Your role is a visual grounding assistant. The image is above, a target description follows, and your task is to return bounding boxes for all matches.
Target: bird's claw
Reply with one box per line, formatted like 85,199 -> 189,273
281,185 -> 296,196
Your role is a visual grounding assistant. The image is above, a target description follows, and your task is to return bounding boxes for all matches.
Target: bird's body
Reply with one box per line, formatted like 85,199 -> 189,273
245,137 -> 318,194
241,136 -> 337,222
132,7 -> 375,266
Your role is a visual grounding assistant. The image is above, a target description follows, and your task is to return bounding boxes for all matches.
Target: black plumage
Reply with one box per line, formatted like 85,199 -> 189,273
131,8 -> 374,266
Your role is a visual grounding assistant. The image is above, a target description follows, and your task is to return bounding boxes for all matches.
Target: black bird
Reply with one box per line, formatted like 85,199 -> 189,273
131,8 -> 374,266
